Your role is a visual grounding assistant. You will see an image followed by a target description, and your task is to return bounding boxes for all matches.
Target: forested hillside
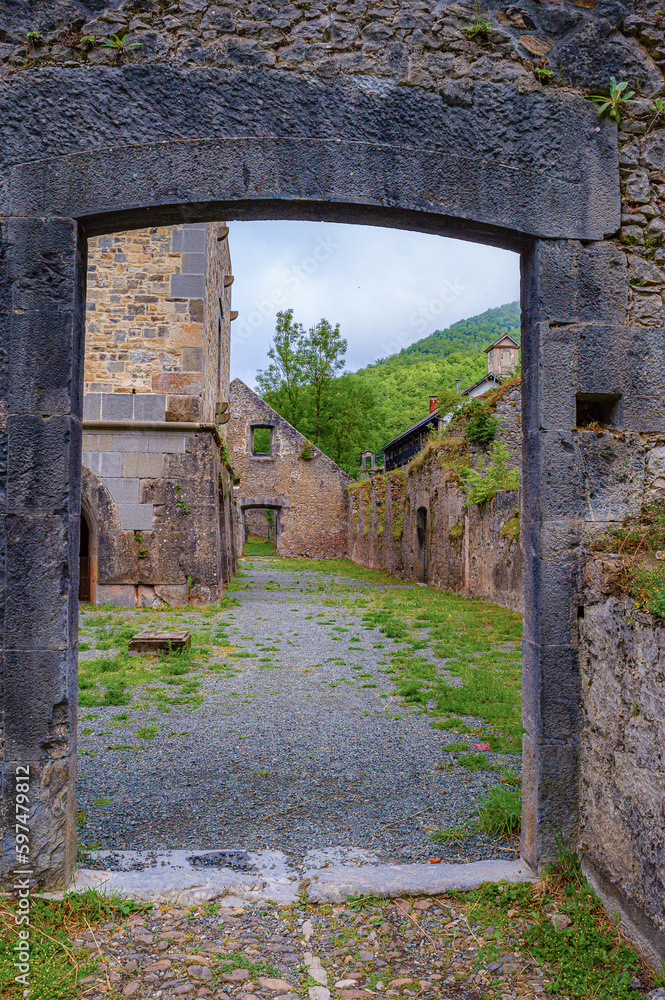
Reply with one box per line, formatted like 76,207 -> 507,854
353,302 -> 520,445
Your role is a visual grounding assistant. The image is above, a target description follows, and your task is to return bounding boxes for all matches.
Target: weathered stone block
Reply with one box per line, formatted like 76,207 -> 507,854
4,514 -> 73,651
128,629 -> 191,652
100,392 -> 133,420
82,394 -> 101,419
95,584 -> 136,606
166,394 -> 201,422
6,414 -> 80,516
8,310 -> 80,417
101,477 -> 140,505
122,452 -> 163,478
133,393 -> 166,421
147,432 -> 187,454
117,503 -> 154,530
152,372 -> 203,395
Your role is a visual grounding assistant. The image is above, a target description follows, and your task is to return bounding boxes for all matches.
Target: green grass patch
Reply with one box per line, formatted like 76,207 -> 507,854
0,889 -> 147,999
463,846 -> 661,999
244,537 -> 276,556
476,785 -> 521,837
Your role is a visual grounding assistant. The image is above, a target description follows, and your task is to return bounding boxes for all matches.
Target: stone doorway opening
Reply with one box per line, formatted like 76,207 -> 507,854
1,94 -> 620,892
78,505 -> 96,605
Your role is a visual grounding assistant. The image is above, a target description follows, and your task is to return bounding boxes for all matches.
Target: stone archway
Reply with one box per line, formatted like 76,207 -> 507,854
239,498 -> 286,556
0,61 -> 628,891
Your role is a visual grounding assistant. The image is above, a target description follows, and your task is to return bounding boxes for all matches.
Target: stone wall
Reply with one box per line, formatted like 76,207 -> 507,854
86,222 -> 230,424
228,379 -> 351,558
244,508 -> 273,540
348,382 -> 522,612
579,558 -> 665,965
81,222 -> 236,606
2,0 -> 665,954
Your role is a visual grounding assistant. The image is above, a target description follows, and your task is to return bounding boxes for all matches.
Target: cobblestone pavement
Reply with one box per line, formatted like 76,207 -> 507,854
76,560 -> 520,864
77,893 -> 548,1000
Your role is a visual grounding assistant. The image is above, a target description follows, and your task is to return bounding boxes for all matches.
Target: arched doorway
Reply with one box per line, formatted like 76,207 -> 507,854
416,506 -> 429,583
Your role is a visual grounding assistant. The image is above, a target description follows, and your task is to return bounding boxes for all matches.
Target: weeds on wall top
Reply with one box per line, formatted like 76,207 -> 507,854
592,499 -> 665,620
101,33 -> 142,60
462,398 -> 500,446
461,441 -> 520,505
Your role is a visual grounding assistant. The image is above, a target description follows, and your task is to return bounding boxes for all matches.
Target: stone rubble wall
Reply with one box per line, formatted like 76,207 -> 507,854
82,427 -> 235,606
244,508 -> 273,540
1,0 -> 662,100
228,379 -> 352,558
348,383 -> 523,612
579,558 -> 665,965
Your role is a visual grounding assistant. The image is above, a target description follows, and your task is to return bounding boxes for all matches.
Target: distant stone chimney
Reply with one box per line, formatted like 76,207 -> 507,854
429,395 -> 439,413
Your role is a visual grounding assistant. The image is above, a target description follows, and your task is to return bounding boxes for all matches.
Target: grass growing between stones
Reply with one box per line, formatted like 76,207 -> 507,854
460,845 -> 663,999
0,889 -> 147,1000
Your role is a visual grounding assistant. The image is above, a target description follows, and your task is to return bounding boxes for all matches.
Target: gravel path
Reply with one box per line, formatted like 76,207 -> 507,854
77,560 -> 519,866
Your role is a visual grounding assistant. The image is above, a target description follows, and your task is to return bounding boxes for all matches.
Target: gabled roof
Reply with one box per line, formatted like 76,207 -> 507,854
382,409 -> 439,452
484,334 -> 520,354
460,372 -> 504,396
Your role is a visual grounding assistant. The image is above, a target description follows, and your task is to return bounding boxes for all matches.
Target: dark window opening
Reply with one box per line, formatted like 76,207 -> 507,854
79,514 -> 91,603
416,506 -> 428,551
252,426 -> 272,455
576,393 -> 621,429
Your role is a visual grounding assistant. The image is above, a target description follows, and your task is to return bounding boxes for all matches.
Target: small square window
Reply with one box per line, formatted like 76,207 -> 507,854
252,426 -> 272,455
576,393 -> 621,430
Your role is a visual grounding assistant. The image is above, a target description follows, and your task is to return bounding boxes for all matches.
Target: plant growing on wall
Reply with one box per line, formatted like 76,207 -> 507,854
464,12 -> 492,41
646,97 -> 665,135
534,58 -> 553,83
463,398 -> 500,446
299,441 -> 314,461
174,483 -> 190,514
101,33 -> 142,60
590,76 -> 637,124
461,441 -> 519,505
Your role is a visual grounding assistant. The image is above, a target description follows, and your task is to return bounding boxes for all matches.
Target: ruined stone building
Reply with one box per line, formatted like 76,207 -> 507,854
228,379 -> 351,558
81,223 -> 237,606
5,0 -> 665,962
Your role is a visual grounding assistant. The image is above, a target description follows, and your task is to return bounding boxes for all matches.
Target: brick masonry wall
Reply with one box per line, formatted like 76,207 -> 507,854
228,379 -> 351,558
348,383 -> 523,612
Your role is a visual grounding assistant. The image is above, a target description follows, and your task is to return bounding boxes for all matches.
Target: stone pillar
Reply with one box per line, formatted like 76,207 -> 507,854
520,238 -> 634,870
0,218 -> 85,889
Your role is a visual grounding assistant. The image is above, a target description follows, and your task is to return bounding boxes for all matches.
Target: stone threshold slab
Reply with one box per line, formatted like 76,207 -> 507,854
43,850 -> 535,907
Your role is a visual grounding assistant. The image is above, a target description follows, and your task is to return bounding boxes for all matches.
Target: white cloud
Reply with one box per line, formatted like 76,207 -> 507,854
228,220 -> 520,388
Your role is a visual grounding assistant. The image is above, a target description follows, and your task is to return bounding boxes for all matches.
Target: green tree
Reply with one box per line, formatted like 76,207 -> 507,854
257,312 -> 380,475
299,319 -> 347,443
255,309 -> 305,426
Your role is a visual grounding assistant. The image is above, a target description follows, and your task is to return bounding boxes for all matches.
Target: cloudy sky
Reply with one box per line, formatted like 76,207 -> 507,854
228,221 -> 520,388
